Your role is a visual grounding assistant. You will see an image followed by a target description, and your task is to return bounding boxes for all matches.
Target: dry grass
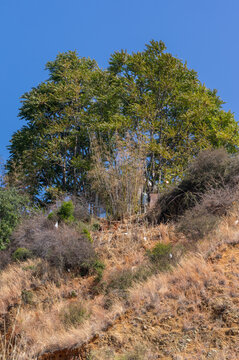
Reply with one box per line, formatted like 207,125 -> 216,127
1,210 -> 239,358
0,306 -> 36,360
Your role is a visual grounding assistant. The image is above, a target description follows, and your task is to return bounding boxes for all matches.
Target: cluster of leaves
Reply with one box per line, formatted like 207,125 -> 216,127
6,41 -> 239,216
48,200 -> 75,223
0,188 -> 29,249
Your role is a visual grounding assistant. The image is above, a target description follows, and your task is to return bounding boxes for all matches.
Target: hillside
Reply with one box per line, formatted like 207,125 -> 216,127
1,208 -> 239,360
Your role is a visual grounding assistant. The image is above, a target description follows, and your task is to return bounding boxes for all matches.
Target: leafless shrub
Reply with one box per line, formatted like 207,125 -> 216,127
148,149 -> 239,224
0,250 -> 11,270
71,195 -> 90,221
11,214 -> 96,273
176,185 -> 239,240
88,133 -> 146,219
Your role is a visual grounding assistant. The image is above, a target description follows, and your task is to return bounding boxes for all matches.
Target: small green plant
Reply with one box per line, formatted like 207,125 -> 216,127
82,228 -> 93,243
93,260 -> 105,282
47,211 -> 57,221
147,242 -> 172,271
21,290 -> 34,305
57,200 -> 75,223
69,290 -> 78,298
13,248 -> 32,262
105,266 -> 152,298
92,222 -> 101,231
60,302 -> 88,328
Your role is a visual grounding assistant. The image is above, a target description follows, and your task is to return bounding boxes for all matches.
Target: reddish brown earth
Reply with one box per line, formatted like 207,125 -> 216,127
40,242 -> 239,360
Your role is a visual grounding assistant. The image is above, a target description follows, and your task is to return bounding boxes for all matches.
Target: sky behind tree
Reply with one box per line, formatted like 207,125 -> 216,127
1,0 -> 239,159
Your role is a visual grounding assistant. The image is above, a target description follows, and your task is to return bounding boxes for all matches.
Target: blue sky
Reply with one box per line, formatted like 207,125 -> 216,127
1,0 -> 239,160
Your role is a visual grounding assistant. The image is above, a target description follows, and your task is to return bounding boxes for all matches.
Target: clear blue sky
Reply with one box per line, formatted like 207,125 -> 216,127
1,0 -> 239,160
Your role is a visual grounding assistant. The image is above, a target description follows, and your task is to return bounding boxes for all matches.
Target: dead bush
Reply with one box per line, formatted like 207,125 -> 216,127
88,133 -> 146,219
148,149 -> 239,223
59,301 -> 89,329
176,185 -> 239,240
11,214 -> 96,273
0,250 -> 11,270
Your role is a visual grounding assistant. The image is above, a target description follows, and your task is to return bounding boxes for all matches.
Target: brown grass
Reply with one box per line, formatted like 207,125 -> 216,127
1,210 -> 239,358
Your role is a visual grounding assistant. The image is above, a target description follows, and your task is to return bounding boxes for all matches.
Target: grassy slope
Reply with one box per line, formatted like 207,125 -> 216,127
1,212 -> 239,360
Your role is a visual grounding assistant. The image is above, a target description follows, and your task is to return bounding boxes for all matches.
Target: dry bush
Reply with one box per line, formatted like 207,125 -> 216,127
59,301 -> 89,329
176,185 -> 239,241
11,214 -> 96,273
88,133 -> 146,219
0,250 -> 12,270
71,195 -> 90,221
148,149 -> 239,224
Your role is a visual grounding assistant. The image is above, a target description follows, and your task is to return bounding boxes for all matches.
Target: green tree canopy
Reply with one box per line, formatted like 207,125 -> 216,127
7,41 -> 239,204
108,40 -> 239,189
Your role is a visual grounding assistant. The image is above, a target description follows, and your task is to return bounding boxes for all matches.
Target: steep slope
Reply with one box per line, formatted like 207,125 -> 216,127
40,216 -> 239,360
1,215 -> 239,360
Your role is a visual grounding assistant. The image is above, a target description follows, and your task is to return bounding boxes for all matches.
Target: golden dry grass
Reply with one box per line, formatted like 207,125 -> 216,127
0,210 -> 239,359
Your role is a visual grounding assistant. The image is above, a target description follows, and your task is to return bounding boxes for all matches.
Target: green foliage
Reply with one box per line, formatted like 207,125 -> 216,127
147,242 -> 172,271
21,290 -> 34,305
60,302 -> 88,328
82,228 -> 93,243
7,42 -> 239,208
104,266 -> 152,298
93,260 -> 105,282
0,188 -> 29,249
91,222 -> 101,231
108,41 -> 239,190
13,247 -> 32,262
57,200 -> 75,222
47,211 -> 58,222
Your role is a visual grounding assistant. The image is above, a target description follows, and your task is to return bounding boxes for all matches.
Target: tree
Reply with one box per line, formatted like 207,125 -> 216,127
7,42 -> 239,207
108,40 -> 239,190
7,52 -> 100,202
0,188 -> 29,249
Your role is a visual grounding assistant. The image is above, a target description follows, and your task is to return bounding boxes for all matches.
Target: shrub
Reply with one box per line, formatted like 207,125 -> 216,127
104,266 -> 152,298
88,133 -> 146,220
71,195 -> 90,222
176,186 -> 239,240
21,289 -> 34,305
47,211 -> 58,222
60,302 -> 88,328
92,222 -> 101,231
82,228 -> 93,243
0,188 -> 29,249
0,249 -> 11,269
12,247 -> 32,262
77,222 -> 93,243
147,242 -> 173,271
11,214 -> 96,273
57,200 -> 75,222
93,260 -> 105,282
148,149 -> 239,224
